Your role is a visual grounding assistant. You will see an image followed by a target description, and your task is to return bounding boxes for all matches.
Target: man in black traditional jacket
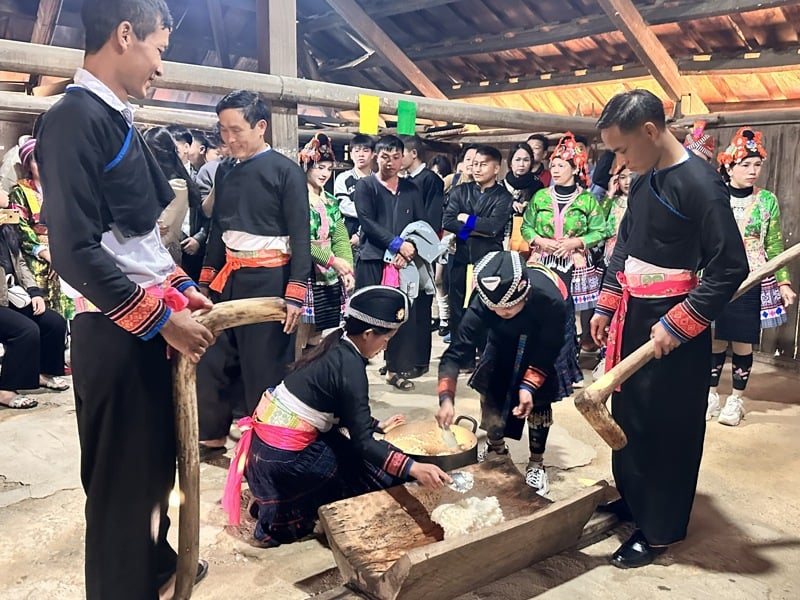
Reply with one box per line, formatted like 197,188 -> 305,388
400,134 -> 445,378
353,135 -> 426,391
197,90 -> 312,450
591,89 -> 749,568
36,1 -> 215,597
443,145 -> 513,367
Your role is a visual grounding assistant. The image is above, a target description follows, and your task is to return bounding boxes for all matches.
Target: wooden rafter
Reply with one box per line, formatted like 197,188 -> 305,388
300,0 -> 458,34
400,0 -> 798,61
324,0 -> 447,99
597,0 -> 709,113
448,48 -> 800,98
206,0 -> 232,69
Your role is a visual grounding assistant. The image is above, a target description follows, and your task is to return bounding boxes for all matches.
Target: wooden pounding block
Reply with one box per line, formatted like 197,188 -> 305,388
317,458 -> 614,600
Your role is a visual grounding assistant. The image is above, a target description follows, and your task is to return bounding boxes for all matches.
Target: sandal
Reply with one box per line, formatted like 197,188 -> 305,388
40,376 -> 70,391
386,373 -> 415,392
0,395 -> 38,409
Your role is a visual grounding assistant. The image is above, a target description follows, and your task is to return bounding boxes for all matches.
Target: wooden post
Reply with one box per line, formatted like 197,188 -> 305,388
257,0 -> 299,157
28,0 -> 63,88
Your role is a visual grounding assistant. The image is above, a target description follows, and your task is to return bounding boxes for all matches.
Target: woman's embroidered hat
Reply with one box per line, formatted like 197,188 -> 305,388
345,285 -> 409,329
18,138 -> 36,169
299,132 -> 335,170
717,127 -> 767,167
684,120 -> 715,160
473,251 -> 529,309
549,131 -> 589,186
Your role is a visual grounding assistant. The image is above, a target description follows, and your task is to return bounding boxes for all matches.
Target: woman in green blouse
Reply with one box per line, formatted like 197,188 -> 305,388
297,134 -> 354,355
708,127 -> 796,427
520,133 -> 607,399
521,133 -> 607,311
7,138 -> 74,320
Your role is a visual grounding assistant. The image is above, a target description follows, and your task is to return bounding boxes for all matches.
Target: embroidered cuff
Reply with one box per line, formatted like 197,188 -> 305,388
383,449 -> 412,478
168,267 -> 198,293
285,281 -> 307,307
438,377 -> 457,405
521,366 -> 546,391
388,236 -> 404,253
596,288 -> 622,315
199,266 -> 217,287
662,300 -> 710,343
519,382 -> 536,395
457,215 -> 477,240
778,281 -> 792,287
106,287 -> 170,340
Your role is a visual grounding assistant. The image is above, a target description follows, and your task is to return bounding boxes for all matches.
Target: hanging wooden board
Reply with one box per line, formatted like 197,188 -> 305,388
317,458 -> 613,600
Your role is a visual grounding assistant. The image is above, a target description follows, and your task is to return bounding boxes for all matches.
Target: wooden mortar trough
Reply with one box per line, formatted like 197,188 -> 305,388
318,457 -> 613,600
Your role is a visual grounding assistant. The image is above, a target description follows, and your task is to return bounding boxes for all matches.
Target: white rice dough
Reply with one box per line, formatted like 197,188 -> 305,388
430,496 -> 505,539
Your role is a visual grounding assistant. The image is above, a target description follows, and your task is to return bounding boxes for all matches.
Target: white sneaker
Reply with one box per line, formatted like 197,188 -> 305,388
525,464 -> 549,496
706,392 -> 720,421
718,395 -> 744,426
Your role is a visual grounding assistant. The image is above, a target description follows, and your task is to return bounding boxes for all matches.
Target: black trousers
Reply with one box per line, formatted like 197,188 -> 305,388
612,296 -> 709,546
197,265 -> 294,439
0,303 -> 66,391
355,258 -> 418,374
447,259 -> 484,363
412,293 -> 432,370
71,313 -> 177,599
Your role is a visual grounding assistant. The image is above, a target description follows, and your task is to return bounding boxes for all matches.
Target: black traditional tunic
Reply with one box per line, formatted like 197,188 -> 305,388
595,153 -> 748,545
37,82 -> 196,599
244,337 -> 413,545
439,266 -> 568,441
197,150 -> 312,419
442,181 -> 514,339
353,175 -> 426,374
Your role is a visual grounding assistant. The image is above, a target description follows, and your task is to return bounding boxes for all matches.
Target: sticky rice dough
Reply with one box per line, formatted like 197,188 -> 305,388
430,496 -> 505,539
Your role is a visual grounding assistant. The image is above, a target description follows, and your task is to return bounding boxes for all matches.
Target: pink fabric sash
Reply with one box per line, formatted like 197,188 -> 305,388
605,272 -> 698,376
222,416 -> 318,525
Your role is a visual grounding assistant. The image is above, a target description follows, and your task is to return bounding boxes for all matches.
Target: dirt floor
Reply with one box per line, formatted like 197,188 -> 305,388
1,337 -> 799,600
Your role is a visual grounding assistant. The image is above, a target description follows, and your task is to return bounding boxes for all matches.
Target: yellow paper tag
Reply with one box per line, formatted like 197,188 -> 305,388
464,263 -> 475,308
359,94 -> 380,135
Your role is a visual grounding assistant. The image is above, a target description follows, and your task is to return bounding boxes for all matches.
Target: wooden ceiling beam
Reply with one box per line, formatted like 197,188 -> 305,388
597,0 -> 709,113
0,39 -> 598,133
324,0 -> 447,99
402,0 -> 797,61
300,0 -> 458,34
449,48 -> 800,98
206,0 -> 232,69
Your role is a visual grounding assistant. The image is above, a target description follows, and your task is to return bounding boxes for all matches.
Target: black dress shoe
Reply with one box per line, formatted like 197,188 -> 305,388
438,325 -> 450,337
597,498 -> 633,522
430,318 -> 440,332
611,529 -> 666,569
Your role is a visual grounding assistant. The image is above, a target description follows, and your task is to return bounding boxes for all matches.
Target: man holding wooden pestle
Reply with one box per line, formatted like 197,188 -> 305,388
36,1 -> 215,597
590,90 -> 748,568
